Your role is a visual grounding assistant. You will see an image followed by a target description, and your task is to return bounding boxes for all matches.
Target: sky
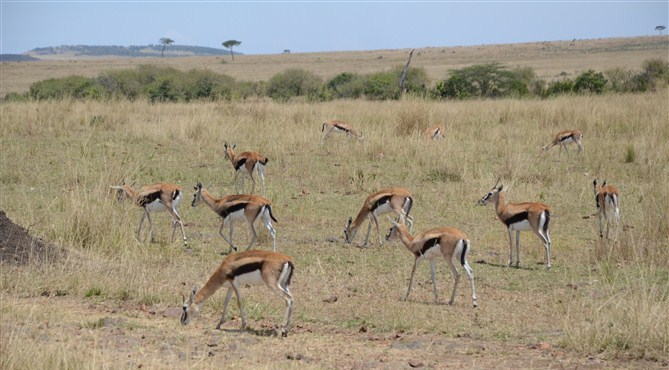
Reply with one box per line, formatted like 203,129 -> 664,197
1,1 -> 667,55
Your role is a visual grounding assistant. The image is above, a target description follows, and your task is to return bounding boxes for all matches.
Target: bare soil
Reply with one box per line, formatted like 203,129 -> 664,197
0,210 -> 62,265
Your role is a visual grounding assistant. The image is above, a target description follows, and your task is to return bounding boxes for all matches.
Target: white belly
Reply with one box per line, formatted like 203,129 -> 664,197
561,137 -> 574,144
225,270 -> 264,286
373,202 -> 393,217
146,199 -> 167,212
509,220 -> 532,231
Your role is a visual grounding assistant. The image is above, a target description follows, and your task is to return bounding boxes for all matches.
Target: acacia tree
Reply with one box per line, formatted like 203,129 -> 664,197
656,26 -> 666,35
222,40 -> 242,60
159,38 -> 174,58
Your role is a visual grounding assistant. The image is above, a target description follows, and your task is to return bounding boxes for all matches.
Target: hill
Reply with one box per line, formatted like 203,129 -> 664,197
26,44 -> 233,58
0,54 -> 40,62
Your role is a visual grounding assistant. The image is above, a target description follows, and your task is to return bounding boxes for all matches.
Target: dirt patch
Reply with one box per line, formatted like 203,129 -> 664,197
0,210 -> 63,265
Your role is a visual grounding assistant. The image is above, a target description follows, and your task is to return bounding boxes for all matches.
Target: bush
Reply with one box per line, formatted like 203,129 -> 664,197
394,66 -> 430,96
544,78 -> 574,97
574,70 -> 607,94
267,68 -> 323,101
28,75 -> 101,100
433,63 -> 529,99
642,58 -> 669,82
363,71 -> 399,100
326,72 -> 365,99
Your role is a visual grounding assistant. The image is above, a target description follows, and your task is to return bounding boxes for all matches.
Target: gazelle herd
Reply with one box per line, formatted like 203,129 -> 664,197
112,121 -> 619,337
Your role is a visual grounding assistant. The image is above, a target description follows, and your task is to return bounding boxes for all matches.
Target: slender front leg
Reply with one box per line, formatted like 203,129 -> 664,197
230,283 -> 247,330
218,220 -> 235,254
138,211 -> 148,241
404,259 -> 420,301
216,288 -> 234,329
234,170 -> 240,194
507,228 -> 514,267
245,219 -> 258,251
145,210 -> 155,242
362,217 -> 373,247
515,231 -> 521,268
429,260 -> 439,304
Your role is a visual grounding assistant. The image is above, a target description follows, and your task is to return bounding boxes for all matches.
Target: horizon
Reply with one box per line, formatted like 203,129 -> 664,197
1,2 -> 667,56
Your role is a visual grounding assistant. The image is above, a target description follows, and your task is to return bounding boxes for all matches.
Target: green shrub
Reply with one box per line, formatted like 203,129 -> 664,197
28,75 -> 100,100
544,78 -> 574,97
433,63 -> 528,99
326,72 -> 365,99
642,58 -> 669,82
363,71 -> 399,100
267,68 -> 323,101
574,70 -> 607,94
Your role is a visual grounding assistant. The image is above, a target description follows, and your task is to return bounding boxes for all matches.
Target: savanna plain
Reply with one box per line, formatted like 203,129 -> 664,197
1,37 -> 668,369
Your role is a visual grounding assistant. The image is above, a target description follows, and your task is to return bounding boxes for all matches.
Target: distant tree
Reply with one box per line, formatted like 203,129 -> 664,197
222,40 -> 242,60
656,25 -> 666,35
283,49 -> 291,54
160,38 -> 174,58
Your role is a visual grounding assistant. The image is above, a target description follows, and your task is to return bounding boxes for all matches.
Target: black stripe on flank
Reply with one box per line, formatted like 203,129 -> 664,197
334,124 -> 350,133
371,195 -> 391,212
218,202 -> 247,218
503,211 -> 529,227
543,211 -> 551,235
416,237 -> 440,257
559,134 -> 573,142
138,191 -> 161,207
228,261 -> 263,280
460,240 -> 468,266
235,158 -> 247,171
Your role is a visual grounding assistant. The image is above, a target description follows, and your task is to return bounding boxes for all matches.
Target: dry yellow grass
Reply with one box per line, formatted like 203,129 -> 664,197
1,37 -> 668,368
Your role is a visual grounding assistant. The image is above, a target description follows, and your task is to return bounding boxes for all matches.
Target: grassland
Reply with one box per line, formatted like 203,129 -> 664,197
1,37 -> 668,369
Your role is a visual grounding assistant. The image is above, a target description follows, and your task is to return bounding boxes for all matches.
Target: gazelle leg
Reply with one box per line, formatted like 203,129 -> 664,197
219,219 -> 236,253
429,260 -> 439,304
138,211 -> 148,241
216,288 -> 234,329
515,231 -> 521,268
507,228 -> 514,267
446,258 -> 460,305
262,211 -> 277,252
614,207 -> 620,241
362,217 -> 374,247
230,283 -> 247,330
258,166 -> 266,196
145,210 -> 155,242
404,259 -> 420,301
245,219 -> 258,251
461,256 -> 477,307
234,170 -> 240,194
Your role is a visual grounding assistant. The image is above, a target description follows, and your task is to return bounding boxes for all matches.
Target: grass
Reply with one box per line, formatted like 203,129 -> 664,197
1,40 -> 668,368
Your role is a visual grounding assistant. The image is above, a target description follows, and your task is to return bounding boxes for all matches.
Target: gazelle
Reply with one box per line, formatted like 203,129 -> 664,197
110,182 -> 187,246
478,180 -> 552,270
344,187 -> 414,247
386,218 -> 477,307
321,120 -> 364,142
425,125 -> 445,141
191,182 -> 277,254
593,179 -> 620,241
181,250 -> 294,337
541,129 -> 584,156
224,143 -> 268,195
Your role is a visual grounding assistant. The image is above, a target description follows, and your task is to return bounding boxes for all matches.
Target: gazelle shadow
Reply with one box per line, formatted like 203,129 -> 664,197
475,259 -> 543,271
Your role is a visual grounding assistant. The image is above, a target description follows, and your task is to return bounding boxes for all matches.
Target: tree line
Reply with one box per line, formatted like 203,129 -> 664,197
5,59 -> 668,103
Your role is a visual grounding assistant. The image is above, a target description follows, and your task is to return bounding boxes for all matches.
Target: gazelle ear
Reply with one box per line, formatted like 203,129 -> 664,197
232,144 -> 236,149
189,286 -> 197,304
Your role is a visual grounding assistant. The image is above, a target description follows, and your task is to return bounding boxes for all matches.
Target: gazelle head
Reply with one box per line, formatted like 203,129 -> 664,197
191,181 -> 204,207
384,217 -> 407,242
224,143 -> 237,161
344,217 -> 357,243
478,178 -> 504,206
180,286 -> 199,325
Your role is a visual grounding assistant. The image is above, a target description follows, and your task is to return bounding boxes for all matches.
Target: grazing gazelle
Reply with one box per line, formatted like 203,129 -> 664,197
191,182 -> 277,254
386,218 -> 477,307
321,120 -> 364,142
181,250 -> 294,337
593,179 -> 620,241
224,143 -> 268,195
424,125 -> 445,141
111,182 -> 187,246
478,180 -> 552,270
541,129 -> 584,156
344,187 -> 414,247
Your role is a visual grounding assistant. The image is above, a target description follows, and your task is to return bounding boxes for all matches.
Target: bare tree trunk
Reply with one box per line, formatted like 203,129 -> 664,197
399,49 -> 415,95
231,47 -> 234,61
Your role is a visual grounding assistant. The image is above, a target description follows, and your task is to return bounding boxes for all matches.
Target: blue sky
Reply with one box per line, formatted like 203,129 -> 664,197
1,1 -> 667,55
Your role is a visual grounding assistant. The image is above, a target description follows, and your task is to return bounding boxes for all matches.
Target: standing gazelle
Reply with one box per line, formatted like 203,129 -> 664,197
321,120 -> 364,142
478,180 -> 552,270
111,182 -> 187,246
541,129 -> 584,156
191,182 -> 277,254
224,143 -> 268,195
181,250 -> 294,337
344,187 -> 414,247
386,218 -> 477,307
424,125 -> 445,141
593,179 -> 620,241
